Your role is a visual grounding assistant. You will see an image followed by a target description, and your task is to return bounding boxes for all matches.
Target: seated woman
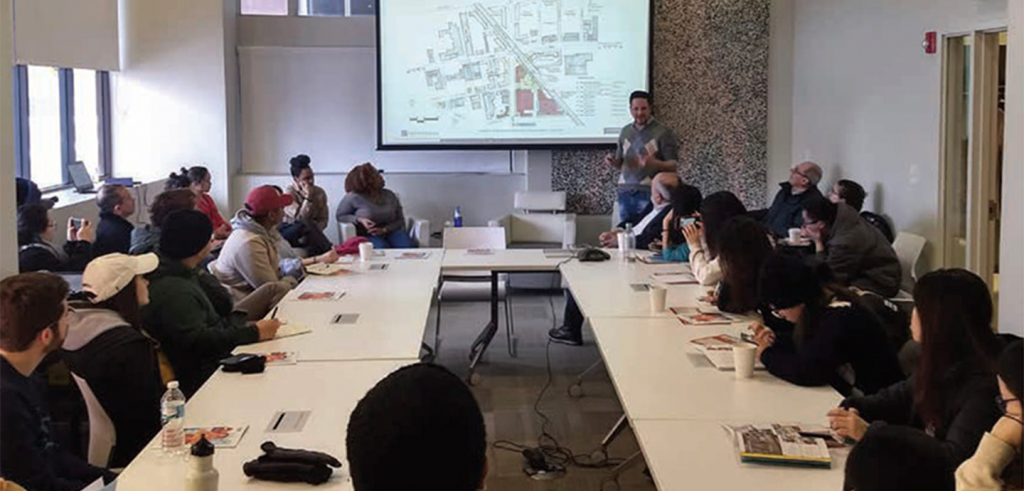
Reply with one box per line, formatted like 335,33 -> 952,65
955,340 -> 1023,491
280,154 -> 332,255
335,163 -> 413,249
658,184 -> 702,262
63,253 -> 163,467
17,204 -> 93,273
713,216 -> 775,315
680,191 -> 748,286
752,253 -> 904,396
828,269 -> 1008,471
167,166 -> 231,240
130,189 -> 197,255
844,424 -> 954,491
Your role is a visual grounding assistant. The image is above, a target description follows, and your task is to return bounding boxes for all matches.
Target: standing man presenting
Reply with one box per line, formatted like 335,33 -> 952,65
605,90 -> 680,225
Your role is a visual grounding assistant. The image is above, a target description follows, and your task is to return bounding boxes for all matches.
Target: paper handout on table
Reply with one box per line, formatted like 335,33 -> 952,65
275,323 -> 312,339
670,307 -> 739,326
305,263 -> 351,276
286,290 -> 346,301
151,425 -> 249,449
728,424 -> 833,468
690,334 -> 764,370
396,251 -> 431,259
651,271 -> 698,285
258,351 -> 298,365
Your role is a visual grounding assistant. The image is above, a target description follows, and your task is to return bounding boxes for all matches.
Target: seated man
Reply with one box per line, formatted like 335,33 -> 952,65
802,197 -> 901,297
1,272 -> 115,490
211,186 -> 336,303
829,178 -> 894,243
93,184 -> 137,257
144,210 -> 281,396
347,363 -> 487,491
763,161 -> 824,237
598,171 -> 681,250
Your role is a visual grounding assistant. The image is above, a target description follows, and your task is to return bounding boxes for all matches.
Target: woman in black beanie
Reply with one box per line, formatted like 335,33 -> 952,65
751,253 -> 903,397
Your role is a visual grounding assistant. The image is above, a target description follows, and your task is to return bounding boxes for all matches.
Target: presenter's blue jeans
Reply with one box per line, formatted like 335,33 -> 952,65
366,228 -> 415,249
617,188 -> 651,226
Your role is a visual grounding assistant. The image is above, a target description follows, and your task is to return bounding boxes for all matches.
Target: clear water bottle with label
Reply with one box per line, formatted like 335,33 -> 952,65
622,223 -> 637,261
160,380 -> 187,455
453,207 -> 463,228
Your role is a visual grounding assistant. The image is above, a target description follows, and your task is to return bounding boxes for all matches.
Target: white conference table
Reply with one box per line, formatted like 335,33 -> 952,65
441,249 -> 569,380
562,258 -> 713,319
588,317 -> 842,422
115,360 -> 410,491
235,250 -> 442,362
633,420 -> 847,491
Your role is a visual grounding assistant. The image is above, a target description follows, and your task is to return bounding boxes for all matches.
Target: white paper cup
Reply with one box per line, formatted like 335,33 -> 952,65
649,286 -> 667,312
788,228 -> 803,243
359,242 -> 374,262
733,344 -> 757,379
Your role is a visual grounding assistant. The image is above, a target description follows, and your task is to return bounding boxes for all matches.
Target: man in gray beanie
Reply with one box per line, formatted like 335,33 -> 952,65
143,210 -> 282,396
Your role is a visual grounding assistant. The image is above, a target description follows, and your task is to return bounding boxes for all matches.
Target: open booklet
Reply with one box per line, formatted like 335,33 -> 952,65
304,263 -> 351,276
650,271 -> 698,285
728,424 -> 835,468
690,334 -> 765,370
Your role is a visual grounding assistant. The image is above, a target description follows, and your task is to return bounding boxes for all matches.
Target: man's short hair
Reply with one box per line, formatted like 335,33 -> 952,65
652,172 -> 681,201
803,162 -> 823,186
843,425 -> 953,491
803,195 -> 838,227
629,90 -> 652,105
347,363 -> 486,491
0,273 -> 69,352
835,179 -> 867,211
97,184 -> 127,214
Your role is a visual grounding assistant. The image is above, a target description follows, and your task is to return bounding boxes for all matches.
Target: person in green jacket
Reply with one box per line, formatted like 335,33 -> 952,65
143,210 -> 281,396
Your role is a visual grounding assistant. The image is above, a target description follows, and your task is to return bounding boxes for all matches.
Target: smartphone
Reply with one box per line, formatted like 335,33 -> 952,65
680,217 -> 699,227
70,218 -> 84,229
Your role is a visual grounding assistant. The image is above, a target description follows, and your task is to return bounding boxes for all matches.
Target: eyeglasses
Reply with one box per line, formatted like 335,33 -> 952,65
996,396 -> 1021,415
790,167 -> 810,180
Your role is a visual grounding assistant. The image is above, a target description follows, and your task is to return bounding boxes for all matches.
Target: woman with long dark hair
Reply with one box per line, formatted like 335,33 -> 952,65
752,253 -> 903,396
17,204 -> 94,273
62,253 -> 163,467
829,269 -> 1007,470
681,191 -> 747,285
167,166 -> 231,239
280,154 -> 333,255
713,216 -> 774,314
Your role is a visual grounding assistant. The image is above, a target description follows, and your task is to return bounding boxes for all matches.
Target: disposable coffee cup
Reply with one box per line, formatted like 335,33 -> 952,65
788,228 -> 803,243
733,344 -> 757,379
359,242 -> 374,262
649,285 -> 667,312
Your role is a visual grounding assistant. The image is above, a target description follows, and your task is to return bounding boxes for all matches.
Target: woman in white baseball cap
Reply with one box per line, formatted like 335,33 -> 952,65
62,253 -> 164,468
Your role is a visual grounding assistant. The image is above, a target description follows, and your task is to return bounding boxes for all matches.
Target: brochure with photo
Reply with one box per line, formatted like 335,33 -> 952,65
729,424 -> 832,468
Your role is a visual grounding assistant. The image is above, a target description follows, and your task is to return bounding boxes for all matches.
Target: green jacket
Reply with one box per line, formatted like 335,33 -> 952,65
143,256 -> 258,396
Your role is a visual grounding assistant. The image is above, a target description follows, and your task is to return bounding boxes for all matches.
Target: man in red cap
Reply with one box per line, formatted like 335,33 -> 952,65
210,186 -> 336,307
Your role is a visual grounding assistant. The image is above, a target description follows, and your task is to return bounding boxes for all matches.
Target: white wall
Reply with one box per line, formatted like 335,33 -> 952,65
1,0 -> 16,277
999,0 -> 1023,336
779,0 -> 1008,271
112,0 -> 232,207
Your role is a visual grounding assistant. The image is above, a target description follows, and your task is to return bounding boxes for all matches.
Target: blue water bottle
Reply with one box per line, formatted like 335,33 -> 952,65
453,206 -> 463,228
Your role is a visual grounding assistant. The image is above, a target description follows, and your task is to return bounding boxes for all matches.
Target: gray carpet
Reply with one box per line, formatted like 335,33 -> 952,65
427,290 -> 657,491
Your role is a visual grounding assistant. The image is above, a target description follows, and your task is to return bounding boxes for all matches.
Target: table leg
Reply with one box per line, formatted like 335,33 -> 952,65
467,272 -> 500,384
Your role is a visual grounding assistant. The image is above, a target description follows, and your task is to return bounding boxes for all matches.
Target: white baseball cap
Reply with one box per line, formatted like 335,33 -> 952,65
81,253 -> 159,303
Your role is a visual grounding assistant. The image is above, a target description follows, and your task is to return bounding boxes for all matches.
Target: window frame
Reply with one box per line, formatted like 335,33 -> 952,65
12,65 -> 114,191
240,0 -> 374,17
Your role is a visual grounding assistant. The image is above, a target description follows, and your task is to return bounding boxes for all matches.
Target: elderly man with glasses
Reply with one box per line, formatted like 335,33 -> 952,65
762,161 -> 824,238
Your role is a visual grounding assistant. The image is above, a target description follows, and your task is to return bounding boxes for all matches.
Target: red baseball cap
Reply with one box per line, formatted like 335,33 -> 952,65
245,185 -> 294,215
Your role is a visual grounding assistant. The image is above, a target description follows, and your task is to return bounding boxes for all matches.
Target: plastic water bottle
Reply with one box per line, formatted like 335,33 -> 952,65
453,207 -> 463,228
160,380 -> 187,455
624,223 -> 637,257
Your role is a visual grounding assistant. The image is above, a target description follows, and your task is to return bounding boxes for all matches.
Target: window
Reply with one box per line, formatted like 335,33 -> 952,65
242,0 -> 374,17
241,0 -> 288,16
13,66 -> 113,190
299,0 -> 344,16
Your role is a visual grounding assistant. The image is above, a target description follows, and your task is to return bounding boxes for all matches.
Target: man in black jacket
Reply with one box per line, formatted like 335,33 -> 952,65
93,184 -> 136,257
1,272 -> 114,490
763,161 -> 823,237
598,171 -> 680,250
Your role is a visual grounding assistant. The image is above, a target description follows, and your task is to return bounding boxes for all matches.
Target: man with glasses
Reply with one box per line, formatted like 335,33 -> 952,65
1,273 -> 114,490
801,196 -> 901,297
763,161 -> 824,237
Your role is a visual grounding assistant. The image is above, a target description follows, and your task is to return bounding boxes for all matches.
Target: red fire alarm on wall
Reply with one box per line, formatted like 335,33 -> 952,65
923,31 -> 937,54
